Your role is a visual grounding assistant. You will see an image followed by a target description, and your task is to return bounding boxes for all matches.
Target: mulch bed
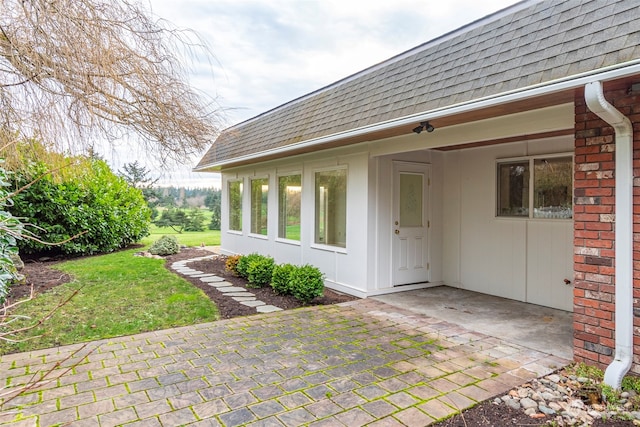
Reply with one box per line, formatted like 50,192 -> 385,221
163,247 -> 357,319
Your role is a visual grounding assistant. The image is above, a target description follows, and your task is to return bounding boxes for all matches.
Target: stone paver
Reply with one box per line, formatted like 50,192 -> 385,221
0,299 -> 570,426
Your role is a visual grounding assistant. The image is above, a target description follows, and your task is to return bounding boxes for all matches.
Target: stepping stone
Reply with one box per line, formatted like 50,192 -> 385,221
225,292 -> 255,297
239,300 -> 265,307
200,276 -> 224,283
189,273 -> 216,278
257,305 -> 283,313
217,287 -> 248,293
174,268 -> 200,274
181,270 -> 205,276
207,281 -> 235,288
232,297 -> 256,302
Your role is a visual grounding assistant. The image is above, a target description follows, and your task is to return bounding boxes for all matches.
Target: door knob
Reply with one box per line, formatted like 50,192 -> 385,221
395,229 -> 399,234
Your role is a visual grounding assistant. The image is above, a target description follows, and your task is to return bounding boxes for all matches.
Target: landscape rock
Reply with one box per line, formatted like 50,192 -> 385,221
496,370 -> 640,425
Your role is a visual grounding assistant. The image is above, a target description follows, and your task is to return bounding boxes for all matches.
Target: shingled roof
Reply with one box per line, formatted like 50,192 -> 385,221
196,0 -> 640,170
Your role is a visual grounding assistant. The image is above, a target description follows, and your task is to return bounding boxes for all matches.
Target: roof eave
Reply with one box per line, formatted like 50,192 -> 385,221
194,60 -> 640,172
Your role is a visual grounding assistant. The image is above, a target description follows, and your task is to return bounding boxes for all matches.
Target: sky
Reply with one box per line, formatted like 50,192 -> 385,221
121,0 -> 520,188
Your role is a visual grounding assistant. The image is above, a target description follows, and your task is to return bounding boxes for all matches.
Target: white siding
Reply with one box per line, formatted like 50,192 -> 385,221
442,136 -> 574,310
220,148 -> 371,297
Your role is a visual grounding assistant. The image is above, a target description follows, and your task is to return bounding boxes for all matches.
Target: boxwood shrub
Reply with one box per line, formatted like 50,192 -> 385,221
289,264 -> 325,304
247,256 -> 275,288
236,253 -> 262,278
271,263 -> 296,295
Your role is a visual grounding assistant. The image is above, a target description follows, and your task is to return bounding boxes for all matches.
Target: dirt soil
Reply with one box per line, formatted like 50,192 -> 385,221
431,399 -> 634,426
7,247 -> 633,426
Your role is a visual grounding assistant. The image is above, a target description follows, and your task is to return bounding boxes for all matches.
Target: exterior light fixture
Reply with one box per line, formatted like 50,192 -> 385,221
412,121 -> 435,134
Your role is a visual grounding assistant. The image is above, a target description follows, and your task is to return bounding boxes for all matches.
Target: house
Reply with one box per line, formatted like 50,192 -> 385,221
196,0 -> 640,382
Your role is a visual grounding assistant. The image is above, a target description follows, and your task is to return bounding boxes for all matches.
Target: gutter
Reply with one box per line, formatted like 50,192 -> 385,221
584,81 -> 634,390
195,60 -> 640,171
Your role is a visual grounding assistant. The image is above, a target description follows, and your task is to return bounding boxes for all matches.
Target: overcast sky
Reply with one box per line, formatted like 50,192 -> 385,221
123,0 -> 519,188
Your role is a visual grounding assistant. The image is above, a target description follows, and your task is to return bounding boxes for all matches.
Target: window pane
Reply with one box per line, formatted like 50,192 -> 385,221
278,175 -> 301,240
497,161 -> 529,217
315,169 -> 347,247
228,180 -> 243,231
399,173 -> 423,227
251,178 -> 268,235
533,157 -> 573,219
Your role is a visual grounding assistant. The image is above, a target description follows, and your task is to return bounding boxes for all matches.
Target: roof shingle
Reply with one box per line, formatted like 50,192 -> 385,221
197,0 -> 640,169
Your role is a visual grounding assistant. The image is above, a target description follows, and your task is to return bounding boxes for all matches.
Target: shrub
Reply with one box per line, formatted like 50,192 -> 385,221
0,165 -> 24,304
148,235 -> 180,256
289,264 -> 325,304
225,255 -> 241,275
247,256 -> 275,288
10,154 -> 150,256
271,263 -> 296,295
236,253 -> 262,278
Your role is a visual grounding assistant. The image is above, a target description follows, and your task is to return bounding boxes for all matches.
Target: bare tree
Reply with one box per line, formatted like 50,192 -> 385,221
0,0 -> 222,163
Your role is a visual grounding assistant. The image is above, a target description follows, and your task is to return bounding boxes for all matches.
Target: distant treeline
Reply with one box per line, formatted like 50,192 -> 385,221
153,187 -> 221,209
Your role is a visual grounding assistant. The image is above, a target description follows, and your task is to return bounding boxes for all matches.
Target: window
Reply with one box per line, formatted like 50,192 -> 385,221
228,180 -> 243,231
497,161 -> 529,217
315,169 -> 347,247
278,174 -> 301,240
250,177 -> 268,235
497,156 -> 572,219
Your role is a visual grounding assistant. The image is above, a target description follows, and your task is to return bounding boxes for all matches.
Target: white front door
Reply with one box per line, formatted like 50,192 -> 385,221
392,161 -> 430,286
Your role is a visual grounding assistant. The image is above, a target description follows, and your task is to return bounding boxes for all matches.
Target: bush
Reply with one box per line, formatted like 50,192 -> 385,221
0,164 -> 24,304
271,263 -> 295,295
289,264 -> 325,304
149,235 -> 180,256
247,256 -> 275,288
236,253 -> 262,279
9,154 -> 150,256
225,255 -> 241,275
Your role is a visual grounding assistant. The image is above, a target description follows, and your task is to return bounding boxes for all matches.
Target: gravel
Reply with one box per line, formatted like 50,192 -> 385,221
494,371 -> 640,426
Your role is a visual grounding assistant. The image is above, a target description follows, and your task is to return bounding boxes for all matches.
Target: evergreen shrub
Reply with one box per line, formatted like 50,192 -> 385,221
148,235 -> 180,256
271,263 -> 295,295
247,256 -> 275,288
289,264 -> 325,304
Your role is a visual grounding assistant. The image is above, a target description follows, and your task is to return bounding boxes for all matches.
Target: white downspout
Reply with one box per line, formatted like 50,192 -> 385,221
584,81 -> 634,389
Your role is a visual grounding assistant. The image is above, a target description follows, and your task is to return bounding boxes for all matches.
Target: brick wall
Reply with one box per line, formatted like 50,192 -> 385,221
573,86 -> 640,372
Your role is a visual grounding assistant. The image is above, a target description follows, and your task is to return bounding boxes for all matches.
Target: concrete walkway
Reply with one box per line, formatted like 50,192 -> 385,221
0,299 -> 570,427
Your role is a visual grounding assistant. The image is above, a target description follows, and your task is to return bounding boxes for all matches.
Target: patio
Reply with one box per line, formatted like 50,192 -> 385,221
0,297 -> 570,426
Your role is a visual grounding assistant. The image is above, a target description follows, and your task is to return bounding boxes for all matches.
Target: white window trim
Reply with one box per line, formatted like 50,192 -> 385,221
248,175 -> 269,238
311,165 -> 348,251
227,178 -> 244,234
495,152 -> 574,220
276,171 -> 302,244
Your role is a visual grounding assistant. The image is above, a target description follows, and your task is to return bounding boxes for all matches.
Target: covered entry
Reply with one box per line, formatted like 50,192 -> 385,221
441,135 -> 574,312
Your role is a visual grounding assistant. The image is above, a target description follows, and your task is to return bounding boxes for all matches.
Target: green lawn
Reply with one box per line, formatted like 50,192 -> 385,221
142,223 -> 221,247
0,248 -> 219,355
142,207 -> 220,247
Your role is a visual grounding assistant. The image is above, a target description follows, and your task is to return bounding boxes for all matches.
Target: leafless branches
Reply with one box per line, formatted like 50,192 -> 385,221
0,0 -> 222,163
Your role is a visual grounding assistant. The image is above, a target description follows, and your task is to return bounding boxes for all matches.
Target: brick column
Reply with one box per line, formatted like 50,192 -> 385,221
573,86 -> 640,372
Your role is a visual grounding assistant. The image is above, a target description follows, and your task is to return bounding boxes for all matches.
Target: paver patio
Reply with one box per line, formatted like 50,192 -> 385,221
0,298 -> 570,426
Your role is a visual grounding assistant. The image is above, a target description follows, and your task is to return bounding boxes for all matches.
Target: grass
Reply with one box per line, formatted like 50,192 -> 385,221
0,248 -> 219,355
142,223 -> 221,247
142,207 -> 220,247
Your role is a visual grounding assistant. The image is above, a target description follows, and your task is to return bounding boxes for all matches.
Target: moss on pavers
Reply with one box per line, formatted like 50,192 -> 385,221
0,300 -> 570,426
